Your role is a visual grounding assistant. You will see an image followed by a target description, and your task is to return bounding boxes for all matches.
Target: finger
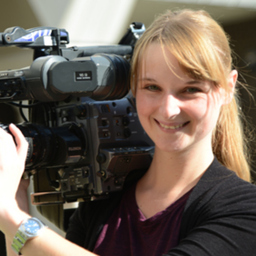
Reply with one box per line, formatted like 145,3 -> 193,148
8,124 -> 28,158
8,123 -> 23,141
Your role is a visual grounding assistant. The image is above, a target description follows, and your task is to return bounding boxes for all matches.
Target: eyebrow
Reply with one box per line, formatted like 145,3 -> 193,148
186,80 -> 201,84
138,77 -> 199,84
137,77 -> 157,82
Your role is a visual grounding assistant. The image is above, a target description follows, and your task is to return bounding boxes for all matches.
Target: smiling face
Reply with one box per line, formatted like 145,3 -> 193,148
136,43 -> 225,154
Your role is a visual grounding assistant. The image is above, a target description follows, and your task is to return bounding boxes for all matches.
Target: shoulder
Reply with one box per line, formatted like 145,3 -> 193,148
191,158 -> 255,198
172,159 -> 256,255
187,158 -> 256,209
181,158 -> 256,231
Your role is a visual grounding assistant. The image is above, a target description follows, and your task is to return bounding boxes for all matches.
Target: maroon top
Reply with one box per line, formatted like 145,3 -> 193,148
93,184 -> 192,256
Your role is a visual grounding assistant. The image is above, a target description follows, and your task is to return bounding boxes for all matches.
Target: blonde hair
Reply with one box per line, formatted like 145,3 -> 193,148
130,9 -> 251,182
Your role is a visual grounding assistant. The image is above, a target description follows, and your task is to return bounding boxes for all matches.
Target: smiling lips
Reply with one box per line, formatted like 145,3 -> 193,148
158,121 -> 189,130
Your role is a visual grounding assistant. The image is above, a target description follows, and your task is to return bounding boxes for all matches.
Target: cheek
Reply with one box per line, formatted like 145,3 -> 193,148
185,99 -> 209,120
135,92 -> 155,129
192,92 -> 222,118
136,92 -> 152,116
192,97 -> 221,132
136,97 -> 147,126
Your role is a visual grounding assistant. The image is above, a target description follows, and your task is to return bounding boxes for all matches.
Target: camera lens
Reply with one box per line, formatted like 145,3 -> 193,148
1,123 -> 86,169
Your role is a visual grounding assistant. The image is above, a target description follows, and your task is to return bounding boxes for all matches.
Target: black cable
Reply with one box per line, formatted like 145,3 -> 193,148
19,106 -> 28,122
7,101 -> 41,108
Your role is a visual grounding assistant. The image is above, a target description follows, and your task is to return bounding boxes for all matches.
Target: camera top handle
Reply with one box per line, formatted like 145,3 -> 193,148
0,22 -> 145,56
0,26 -> 69,48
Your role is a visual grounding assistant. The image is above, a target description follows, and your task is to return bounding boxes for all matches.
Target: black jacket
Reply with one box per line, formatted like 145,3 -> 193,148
66,159 -> 256,255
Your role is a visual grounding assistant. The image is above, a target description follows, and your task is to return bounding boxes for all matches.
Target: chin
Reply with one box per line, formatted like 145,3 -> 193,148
155,143 -> 185,153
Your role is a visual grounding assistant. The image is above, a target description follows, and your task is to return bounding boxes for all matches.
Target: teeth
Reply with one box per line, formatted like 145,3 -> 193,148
159,123 -> 184,129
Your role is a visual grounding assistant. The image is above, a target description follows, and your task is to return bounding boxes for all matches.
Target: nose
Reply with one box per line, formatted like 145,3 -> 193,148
160,94 -> 181,119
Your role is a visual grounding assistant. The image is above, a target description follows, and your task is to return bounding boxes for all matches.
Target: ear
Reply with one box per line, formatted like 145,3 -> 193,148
222,69 -> 237,105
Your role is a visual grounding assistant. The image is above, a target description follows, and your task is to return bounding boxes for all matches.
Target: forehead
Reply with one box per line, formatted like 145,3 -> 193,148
138,43 -> 190,81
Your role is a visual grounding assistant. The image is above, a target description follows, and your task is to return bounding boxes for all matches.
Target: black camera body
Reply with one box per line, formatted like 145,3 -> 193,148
0,24 -> 153,204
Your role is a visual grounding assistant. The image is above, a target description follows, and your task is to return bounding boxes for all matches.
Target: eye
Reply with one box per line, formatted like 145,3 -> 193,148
185,87 -> 202,94
144,85 -> 160,91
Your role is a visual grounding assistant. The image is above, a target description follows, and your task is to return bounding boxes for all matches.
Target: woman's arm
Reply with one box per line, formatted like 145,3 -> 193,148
0,124 -> 98,256
6,179 -> 30,256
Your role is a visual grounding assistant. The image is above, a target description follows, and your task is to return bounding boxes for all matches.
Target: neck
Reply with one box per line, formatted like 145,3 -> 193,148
140,141 -> 214,194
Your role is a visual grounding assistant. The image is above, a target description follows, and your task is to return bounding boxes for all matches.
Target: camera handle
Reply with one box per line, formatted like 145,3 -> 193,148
119,22 -> 145,46
30,191 -> 65,206
0,26 -> 69,48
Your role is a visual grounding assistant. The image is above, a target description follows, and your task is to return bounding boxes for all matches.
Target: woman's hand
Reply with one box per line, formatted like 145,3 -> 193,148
0,123 -> 29,235
0,124 -> 98,256
0,124 -> 28,203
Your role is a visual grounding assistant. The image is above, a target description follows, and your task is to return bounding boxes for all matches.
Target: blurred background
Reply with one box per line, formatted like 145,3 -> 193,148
1,0 -> 256,254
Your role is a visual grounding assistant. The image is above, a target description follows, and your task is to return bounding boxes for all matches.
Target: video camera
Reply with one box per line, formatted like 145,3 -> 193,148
0,23 -> 154,205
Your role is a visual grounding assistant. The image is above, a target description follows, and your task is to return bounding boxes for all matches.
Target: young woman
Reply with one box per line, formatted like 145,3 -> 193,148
1,9 -> 256,256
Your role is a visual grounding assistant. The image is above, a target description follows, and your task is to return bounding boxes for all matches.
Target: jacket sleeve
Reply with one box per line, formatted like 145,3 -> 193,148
164,176 -> 256,256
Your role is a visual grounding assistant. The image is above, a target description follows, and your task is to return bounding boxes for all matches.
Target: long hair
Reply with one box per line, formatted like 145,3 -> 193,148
130,9 -> 251,182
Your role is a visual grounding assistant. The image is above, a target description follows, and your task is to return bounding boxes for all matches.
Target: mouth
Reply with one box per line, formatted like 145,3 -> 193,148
157,121 -> 189,130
